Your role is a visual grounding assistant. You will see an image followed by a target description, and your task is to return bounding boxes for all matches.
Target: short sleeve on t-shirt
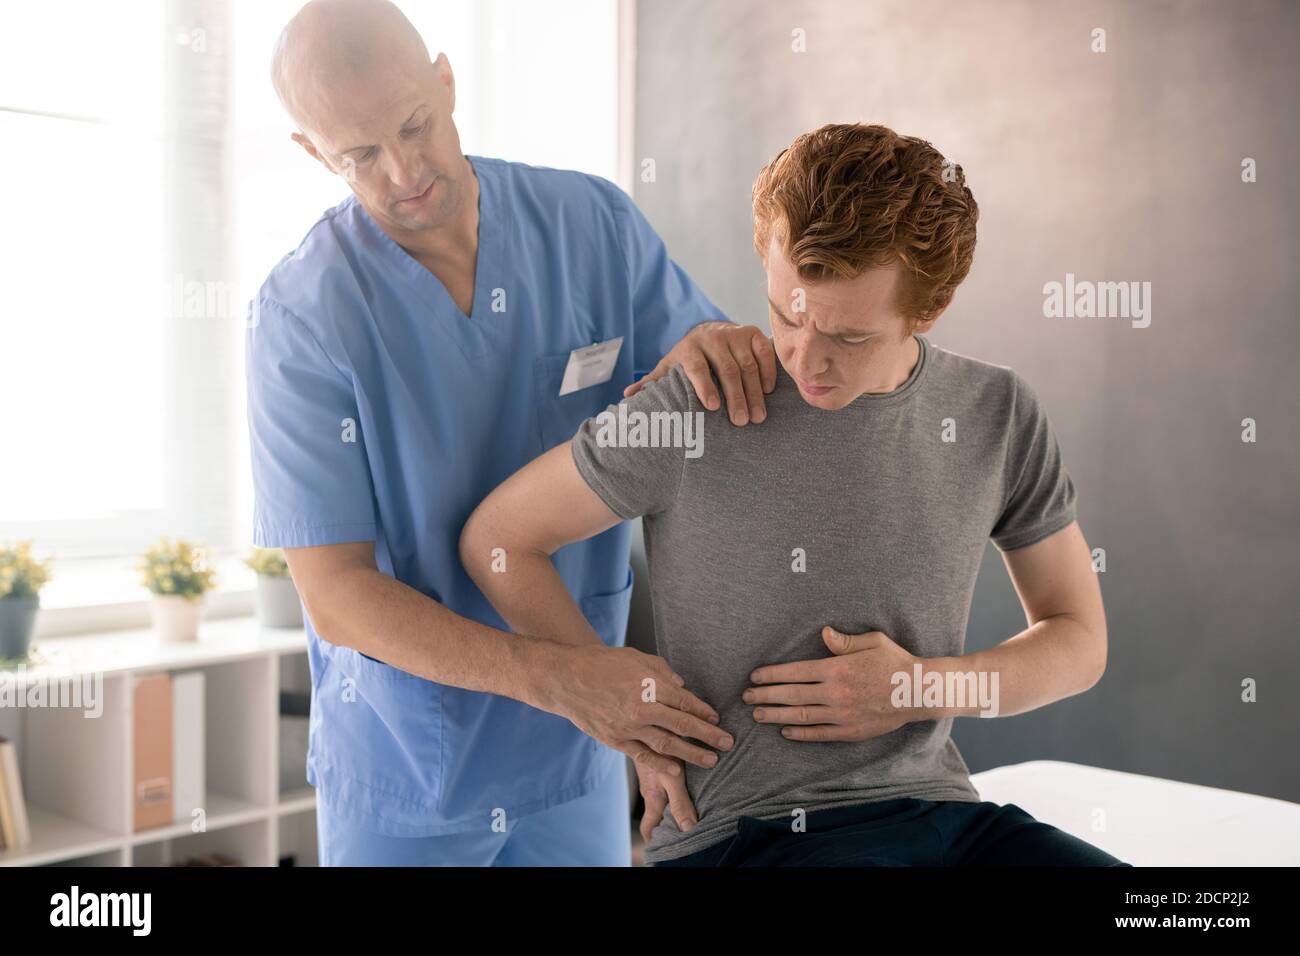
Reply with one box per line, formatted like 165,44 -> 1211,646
990,373 -> 1078,552
570,364 -> 696,520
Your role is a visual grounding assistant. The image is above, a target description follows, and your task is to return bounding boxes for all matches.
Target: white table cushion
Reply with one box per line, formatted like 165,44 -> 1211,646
969,760 -> 1300,866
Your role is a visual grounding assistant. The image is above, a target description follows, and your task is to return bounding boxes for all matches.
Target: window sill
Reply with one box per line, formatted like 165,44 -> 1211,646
31,556 -> 256,639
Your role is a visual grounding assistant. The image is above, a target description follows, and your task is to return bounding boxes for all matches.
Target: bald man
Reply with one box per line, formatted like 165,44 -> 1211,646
246,0 -> 767,866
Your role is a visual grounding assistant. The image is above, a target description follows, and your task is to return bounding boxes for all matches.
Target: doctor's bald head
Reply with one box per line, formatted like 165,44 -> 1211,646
271,0 -> 427,126
272,0 -> 473,236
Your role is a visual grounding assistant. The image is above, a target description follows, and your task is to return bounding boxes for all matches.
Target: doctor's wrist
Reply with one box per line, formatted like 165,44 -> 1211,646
512,637 -> 578,717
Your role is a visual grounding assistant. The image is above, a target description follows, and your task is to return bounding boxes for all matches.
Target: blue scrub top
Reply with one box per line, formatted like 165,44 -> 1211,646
245,155 -> 726,836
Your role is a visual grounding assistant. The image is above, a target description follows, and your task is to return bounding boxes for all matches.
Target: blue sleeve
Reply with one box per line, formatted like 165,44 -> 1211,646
603,180 -> 732,376
245,296 -> 379,548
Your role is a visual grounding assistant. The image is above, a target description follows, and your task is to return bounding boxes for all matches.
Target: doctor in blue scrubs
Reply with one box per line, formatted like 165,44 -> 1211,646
246,0 -> 773,865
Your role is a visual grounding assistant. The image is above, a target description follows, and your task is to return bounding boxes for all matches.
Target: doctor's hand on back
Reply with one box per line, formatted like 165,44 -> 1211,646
288,538 -> 734,781
529,642 -> 729,783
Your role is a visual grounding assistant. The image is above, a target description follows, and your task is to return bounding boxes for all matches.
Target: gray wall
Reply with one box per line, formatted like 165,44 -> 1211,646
627,0 -> 1300,801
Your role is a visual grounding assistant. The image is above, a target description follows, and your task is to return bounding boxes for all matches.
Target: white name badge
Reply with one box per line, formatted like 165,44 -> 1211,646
558,337 -> 624,396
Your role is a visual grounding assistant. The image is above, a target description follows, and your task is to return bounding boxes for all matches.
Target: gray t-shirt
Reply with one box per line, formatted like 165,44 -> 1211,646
570,333 -> 1077,862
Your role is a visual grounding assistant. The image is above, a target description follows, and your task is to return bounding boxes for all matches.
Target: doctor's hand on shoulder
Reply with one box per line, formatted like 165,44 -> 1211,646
625,322 -> 776,427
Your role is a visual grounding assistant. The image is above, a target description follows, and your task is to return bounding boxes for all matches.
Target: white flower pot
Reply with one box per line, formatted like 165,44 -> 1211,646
151,594 -> 203,642
255,574 -> 303,629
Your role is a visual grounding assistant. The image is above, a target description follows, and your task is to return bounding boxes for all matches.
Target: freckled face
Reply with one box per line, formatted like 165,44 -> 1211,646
765,237 -> 918,409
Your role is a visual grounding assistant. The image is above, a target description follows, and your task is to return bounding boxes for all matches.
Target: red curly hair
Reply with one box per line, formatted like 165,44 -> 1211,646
752,123 -> 979,329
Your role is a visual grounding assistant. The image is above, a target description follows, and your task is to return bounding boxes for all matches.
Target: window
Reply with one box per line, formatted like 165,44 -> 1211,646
0,1 -> 167,557
2,0 -> 625,615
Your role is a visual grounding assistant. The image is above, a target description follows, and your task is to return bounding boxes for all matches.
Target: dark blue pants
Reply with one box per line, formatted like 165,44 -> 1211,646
654,798 -> 1133,867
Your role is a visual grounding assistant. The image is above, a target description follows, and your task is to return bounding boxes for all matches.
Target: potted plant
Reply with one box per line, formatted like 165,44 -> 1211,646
0,541 -> 52,661
138,537 -> 216,642
244,547 -> 303,628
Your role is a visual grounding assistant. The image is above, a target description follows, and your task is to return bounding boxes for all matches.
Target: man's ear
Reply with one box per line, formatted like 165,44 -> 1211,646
434,52 -> 455,113
291,130 -> 335,174
914,299 -> 951,334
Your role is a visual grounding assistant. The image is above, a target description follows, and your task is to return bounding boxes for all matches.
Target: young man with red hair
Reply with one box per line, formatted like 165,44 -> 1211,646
460,123 -> 1128,866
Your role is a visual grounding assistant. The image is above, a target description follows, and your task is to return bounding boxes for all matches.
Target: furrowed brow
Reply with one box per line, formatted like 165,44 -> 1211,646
768,294 -> 872,340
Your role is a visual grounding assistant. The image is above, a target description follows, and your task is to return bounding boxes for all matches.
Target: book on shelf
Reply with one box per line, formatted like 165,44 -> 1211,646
0,736 -> 32,851
172,671 -> 205,824
133,673 -> 174,832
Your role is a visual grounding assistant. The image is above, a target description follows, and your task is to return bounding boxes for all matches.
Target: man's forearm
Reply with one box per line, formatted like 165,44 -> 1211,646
459,534 -> 606,651
309,563 -> 573,712
923,614 -> 1105,719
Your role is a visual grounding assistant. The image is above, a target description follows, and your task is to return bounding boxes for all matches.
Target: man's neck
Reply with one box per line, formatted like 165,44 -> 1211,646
385,154 -> 481,272
864,334 -> 919,395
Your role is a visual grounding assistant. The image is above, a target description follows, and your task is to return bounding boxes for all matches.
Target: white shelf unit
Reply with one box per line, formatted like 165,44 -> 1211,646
0,617 -> 318,867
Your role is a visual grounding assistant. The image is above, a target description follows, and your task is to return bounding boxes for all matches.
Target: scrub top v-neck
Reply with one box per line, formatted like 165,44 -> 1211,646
245,154 -> 728,836
353,159 -> 506,359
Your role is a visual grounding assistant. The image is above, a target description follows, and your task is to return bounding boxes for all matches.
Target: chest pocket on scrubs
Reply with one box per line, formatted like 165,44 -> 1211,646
534,350 -> 628,454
